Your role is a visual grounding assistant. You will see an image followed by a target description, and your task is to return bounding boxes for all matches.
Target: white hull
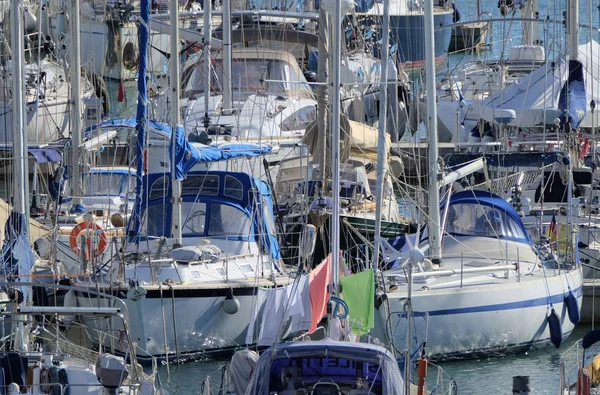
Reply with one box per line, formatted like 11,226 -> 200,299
73,282 -> 283,360
376,266 -> 582,358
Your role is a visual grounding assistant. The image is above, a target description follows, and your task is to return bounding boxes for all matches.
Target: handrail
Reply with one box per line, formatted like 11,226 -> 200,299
384,263 -> 517,279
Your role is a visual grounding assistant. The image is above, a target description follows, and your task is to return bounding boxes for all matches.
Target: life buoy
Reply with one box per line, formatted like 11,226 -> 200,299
69,222 -> 108,259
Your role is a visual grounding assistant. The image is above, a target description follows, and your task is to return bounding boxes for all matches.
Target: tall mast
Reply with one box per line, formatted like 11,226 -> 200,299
329,0 -> 343,310
130,0 -> 150,238
222,0 -> 232,114
11,2 -> 27,218
521,0 -> 538,46
566,0 -> 578,60
69,0 -> 83,212
203,0 -> 211,127
424,0 -> 441,263
10,0 -> 29,352
170,0 -> 182,245
373,0 -> 391,266
316,7 -> 329,179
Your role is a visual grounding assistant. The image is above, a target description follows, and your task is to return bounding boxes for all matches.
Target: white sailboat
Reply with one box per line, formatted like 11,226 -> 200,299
372,0 -> 583,360
68,0 -> 296,362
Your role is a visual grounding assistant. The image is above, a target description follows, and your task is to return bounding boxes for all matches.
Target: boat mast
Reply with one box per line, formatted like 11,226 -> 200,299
130,0 -> 149,239
69,0 -> 83,213
424,0 -> 441,263
330,0 -> 342,306
566,0 -> 578,61
170,0 -> 182,245
203,0 -> 211,128
10,0 -> 29,351
373,0 -> 391,266
521,0 -> 538,46
317,6 -> 329,179
565,0 -> 578,260
222,0 -> 232,114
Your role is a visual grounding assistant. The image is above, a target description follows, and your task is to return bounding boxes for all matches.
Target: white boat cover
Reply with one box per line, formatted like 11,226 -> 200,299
474,40 -> 600,129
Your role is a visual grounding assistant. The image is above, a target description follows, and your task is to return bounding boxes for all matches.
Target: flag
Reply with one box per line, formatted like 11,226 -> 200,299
548,214 -> 558,250
340,268 -> 375,336
308,254 -> 331,334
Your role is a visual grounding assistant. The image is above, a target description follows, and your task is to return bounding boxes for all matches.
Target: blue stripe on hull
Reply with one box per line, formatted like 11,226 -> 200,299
389,11 -> 454,67
423,286 -> 583,317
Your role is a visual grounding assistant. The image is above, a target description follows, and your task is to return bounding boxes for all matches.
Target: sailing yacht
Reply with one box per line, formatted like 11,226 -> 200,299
373,0 -> 583,361
67,0 -> 297,361
375,188 -> 583,358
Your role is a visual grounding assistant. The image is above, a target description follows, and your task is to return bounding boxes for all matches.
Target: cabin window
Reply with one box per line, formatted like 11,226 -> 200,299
125,174 -> 135,196
182,202 -> 207,236
149,176 -> 170,200
239,264 -> 254,274
445,203 -> 527,241
182,59 -> 312,99
207,204 -> 251,237
182,175 -> 219,196
143,204 -> 170,237
280,105 -> 317,132
84,173 -> 128,196
224,176 -> 244,200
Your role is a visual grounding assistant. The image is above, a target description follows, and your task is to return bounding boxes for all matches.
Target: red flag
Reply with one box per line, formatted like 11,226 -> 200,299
308,254 -> 331,334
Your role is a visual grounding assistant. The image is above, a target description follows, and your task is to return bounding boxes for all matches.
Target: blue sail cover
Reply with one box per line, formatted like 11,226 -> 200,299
0,147 -> 62,163
170,125 -> 199,180
558,60 -> 587,128
128,0 -> 150,239
169,126 -> 273,180
0,213 -> 35,300
85,118 -> 173,137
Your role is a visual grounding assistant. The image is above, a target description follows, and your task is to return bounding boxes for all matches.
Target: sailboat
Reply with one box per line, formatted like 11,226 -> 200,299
68,0 -> 296,362
372,0 -> 583,360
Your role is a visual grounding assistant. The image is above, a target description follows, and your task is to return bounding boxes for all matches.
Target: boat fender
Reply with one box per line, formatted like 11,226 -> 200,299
222,293 -> 240,315
565,290 -> 581,325
548,308 -> 562,349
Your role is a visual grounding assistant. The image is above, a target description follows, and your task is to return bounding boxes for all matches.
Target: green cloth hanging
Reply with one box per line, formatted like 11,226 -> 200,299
340,268 -> 374,335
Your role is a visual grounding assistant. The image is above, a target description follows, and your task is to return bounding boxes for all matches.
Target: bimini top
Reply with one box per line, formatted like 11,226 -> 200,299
442,190 -> 531,244
141,170 -> 280,260
246,339 -> 404,395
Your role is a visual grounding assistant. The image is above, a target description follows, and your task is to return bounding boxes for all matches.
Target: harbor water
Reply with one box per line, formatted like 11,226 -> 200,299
151,324 -> 600,394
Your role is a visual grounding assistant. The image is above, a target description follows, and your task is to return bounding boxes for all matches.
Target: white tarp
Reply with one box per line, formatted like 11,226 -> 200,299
474,40 -> 600,128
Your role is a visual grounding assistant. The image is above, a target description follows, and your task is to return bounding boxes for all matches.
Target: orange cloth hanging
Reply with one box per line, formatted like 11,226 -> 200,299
308,254 -> 332,334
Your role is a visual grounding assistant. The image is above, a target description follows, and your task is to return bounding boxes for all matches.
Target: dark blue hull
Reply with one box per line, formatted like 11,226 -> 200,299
389,9 -> 454,69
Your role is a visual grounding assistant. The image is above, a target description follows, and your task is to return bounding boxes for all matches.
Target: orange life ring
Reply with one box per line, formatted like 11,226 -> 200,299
69,221 -> 108,258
